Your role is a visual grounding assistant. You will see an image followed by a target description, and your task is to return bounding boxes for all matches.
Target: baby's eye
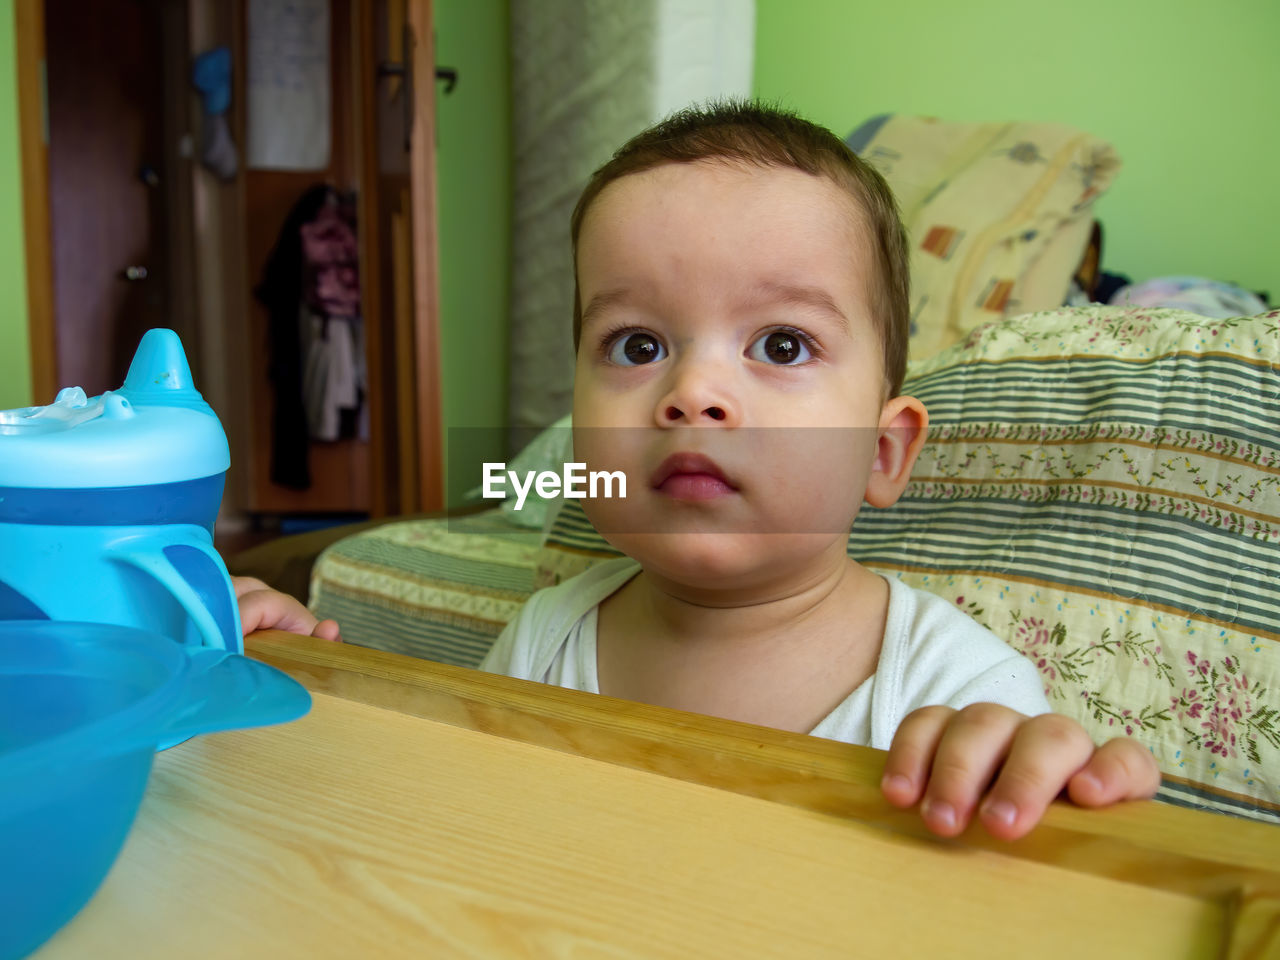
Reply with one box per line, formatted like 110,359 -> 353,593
748,329 -> 812,365
607,331 -> 667,366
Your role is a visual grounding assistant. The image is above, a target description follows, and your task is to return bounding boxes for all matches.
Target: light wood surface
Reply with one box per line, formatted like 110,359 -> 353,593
34,633 -> 1280,959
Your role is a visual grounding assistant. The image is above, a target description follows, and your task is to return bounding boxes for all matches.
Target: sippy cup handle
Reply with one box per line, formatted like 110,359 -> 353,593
107,531 -> 243,653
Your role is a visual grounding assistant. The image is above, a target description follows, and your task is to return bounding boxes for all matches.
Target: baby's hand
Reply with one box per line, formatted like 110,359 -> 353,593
233,576 -> 343,642
880,704 -> 1160,841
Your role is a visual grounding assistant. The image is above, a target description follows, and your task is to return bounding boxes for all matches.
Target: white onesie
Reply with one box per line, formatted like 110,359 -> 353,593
481,558 -> 1051,748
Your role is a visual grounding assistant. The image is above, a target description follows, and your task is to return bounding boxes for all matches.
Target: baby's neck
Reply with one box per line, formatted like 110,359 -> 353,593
622,542 -> 890,655
595,549 -> 890,733
632,547 -> 876,650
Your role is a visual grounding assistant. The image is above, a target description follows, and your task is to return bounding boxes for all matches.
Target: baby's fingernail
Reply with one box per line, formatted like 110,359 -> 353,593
921,799 -> 956,831
982,799 -> 1018,828
881,773 -> 912,795
1075,771 -> 1102,795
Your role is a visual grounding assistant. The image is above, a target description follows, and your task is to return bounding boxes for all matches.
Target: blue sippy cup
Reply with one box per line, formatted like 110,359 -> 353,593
0,328 -> 242,652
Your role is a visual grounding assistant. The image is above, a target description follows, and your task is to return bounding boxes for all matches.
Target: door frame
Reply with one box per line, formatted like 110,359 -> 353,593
15,0 -> 56,404
352,0 -> 443,515
405,0 -> 443,514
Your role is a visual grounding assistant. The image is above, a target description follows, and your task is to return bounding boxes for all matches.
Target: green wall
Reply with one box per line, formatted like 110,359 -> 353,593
434,0 -> 511,505
0,0 -> 33,409
754,0 -> 1279,300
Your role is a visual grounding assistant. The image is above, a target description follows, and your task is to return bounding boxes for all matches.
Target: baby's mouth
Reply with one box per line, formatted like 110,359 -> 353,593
650,452 -> 738,501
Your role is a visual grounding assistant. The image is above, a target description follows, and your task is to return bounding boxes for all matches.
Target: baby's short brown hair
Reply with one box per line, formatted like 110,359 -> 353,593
570,100 -> 911,396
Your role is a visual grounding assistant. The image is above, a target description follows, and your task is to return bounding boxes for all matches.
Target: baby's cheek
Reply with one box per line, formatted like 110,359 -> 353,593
573,429 -> 636,491
580,491 -> 627,536
763,431 -> 869,526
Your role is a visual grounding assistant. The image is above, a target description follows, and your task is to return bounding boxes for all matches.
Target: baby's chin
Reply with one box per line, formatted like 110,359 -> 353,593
605,530 -> 850,600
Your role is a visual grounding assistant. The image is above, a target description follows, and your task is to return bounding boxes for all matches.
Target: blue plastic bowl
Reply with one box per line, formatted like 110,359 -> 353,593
0,621 -> 310,959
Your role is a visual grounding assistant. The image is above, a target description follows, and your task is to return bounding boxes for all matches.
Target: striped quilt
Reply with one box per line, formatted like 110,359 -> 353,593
310,512 -> 544,666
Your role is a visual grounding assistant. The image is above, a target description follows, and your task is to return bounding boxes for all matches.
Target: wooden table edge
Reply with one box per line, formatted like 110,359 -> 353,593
245,631 -> 1280,957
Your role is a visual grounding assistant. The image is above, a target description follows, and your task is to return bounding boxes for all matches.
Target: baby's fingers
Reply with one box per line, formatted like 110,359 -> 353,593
232,575 -> 271,599
233,576 -> 342,642
1066,737 -> 1161,807
881,705 -> 956,809
237,586 -> 319,638
977,713 -> 1096,841
882,703 -> 1024,833
311,618 -> 344,643
913,703 -> 1025,836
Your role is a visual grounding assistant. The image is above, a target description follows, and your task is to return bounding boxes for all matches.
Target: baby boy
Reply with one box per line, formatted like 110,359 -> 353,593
238,101 -> 1159,840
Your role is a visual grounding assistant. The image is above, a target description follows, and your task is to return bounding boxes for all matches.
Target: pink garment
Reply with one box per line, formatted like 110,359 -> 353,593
300,202 -> 360,317
297,195 -> 365,442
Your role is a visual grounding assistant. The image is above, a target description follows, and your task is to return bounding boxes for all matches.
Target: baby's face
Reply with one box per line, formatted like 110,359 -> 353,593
572,160 -> 892,592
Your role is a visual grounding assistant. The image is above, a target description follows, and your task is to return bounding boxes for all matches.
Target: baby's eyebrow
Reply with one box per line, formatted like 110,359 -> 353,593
581,288 -> 634,330
744,281 -> 850,330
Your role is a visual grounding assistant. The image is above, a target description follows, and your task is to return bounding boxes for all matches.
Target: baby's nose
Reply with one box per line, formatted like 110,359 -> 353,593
655,360 -> 739,427
662,403 -> 727,422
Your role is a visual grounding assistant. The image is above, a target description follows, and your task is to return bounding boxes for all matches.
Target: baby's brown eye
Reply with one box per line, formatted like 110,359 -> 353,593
749,330 -> 812,365
766,332 -> 799,362
608,332 -> 666,366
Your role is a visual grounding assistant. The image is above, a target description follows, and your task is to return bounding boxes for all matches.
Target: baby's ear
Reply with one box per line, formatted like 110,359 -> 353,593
864,395 -> 928,509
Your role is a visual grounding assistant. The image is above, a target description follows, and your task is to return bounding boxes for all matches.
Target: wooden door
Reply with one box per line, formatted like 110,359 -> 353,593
355,0 -> 443,515
18,0 -> 196,407
44,0 -> 171,396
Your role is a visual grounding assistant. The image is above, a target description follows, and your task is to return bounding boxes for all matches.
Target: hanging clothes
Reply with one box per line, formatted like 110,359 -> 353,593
299,195 -> 365,443
254,184 -> 364,491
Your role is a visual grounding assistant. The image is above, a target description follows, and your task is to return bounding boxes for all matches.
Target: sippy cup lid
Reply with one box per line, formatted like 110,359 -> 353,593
0,329 -> 231,488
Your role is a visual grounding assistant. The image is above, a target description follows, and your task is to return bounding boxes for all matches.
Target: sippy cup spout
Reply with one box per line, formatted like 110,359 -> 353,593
118,328 -> 216,414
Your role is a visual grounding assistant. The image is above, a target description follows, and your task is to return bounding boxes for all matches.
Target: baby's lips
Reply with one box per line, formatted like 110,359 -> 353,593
649,451 -> 737,490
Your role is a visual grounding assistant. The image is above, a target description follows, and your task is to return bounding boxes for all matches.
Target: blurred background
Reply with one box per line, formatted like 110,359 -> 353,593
0,0 -> 1274,551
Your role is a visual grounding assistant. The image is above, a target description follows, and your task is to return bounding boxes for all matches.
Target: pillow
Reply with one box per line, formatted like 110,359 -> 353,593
465,414 -> 573,532
846,114 -> 1120,360
539,305 -> 1280,823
